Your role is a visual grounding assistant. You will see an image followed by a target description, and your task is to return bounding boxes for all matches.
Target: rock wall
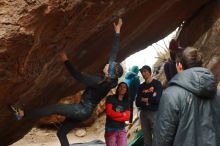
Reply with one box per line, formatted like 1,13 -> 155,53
178,0 -> 220,85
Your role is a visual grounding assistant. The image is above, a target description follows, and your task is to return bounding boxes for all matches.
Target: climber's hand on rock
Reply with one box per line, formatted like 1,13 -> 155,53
58,51 -> 68,62
113,18 -> 123,33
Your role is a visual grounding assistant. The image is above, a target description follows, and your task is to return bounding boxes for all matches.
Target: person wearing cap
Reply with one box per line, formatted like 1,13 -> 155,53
136,65 -> 162,146
153,47 -> 220,146
10,18 -> 124,146
124,65 -> 140,123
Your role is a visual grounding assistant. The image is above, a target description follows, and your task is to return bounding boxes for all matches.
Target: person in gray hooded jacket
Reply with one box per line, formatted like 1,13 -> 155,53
153,47 -> 220,146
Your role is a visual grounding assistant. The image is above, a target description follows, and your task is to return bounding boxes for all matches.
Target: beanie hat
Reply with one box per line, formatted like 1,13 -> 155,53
109,61 -> 123,79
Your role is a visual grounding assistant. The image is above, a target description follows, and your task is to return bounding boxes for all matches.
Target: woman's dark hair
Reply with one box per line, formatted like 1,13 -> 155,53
115,82 -> 129,101
176,47 -> 203,70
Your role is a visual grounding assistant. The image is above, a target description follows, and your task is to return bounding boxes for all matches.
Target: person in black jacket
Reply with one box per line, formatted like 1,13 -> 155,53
153,47 -> 220,146
11,18 -> 124,146
164,39 -> 183,83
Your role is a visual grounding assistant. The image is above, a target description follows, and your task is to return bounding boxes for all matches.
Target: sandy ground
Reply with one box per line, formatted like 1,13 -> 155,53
11,115 -> 106,146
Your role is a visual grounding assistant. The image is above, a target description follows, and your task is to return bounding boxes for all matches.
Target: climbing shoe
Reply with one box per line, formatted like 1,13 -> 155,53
10,105 -> 23,120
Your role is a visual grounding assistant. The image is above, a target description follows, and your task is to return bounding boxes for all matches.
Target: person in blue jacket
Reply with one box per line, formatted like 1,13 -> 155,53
11,18 -> 124,146
124,65 -> 140,123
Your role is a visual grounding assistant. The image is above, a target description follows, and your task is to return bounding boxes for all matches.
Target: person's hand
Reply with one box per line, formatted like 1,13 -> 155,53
141,97 -> 148,102
113,18 -> 123,33
122,111 -> 130,117
141,97 -> 149,105
58,51 -> 68,62
122,112 -> 127,116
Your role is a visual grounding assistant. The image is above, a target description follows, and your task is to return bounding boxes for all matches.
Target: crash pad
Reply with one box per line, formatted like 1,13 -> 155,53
70,140 -> 105,146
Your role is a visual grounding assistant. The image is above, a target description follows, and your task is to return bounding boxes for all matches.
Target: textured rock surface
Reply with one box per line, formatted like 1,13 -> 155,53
178,0 -> 220,85
0,0 -> 219,145
195,22 -> 220,84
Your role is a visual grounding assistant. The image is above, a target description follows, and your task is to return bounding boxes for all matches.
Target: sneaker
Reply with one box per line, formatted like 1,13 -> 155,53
9,105 -> 23,120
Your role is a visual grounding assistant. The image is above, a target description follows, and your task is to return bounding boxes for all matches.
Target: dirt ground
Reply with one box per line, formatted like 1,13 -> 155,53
11,115 -> 106,146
